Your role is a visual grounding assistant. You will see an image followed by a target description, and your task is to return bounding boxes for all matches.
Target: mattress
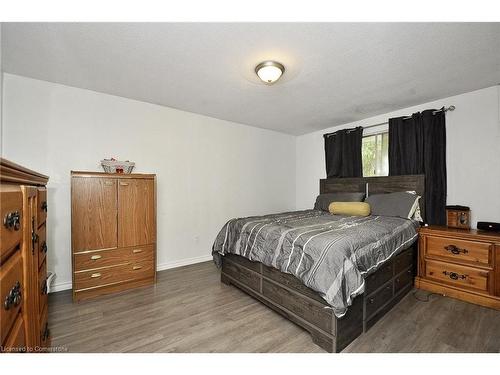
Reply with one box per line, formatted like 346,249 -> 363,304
212,210 -> 419,317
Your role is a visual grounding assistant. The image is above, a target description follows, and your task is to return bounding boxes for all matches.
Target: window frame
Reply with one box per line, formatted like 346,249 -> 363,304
362,124 -> 389,177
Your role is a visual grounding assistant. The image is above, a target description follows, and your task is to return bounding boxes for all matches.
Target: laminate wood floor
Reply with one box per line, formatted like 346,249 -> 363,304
49,261 -> 500,353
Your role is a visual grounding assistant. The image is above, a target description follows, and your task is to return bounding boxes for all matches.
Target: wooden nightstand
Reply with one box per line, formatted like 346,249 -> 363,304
416,226 -> 500,310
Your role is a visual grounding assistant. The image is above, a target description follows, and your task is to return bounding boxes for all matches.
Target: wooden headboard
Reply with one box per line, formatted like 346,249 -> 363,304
319,175 -> 425,219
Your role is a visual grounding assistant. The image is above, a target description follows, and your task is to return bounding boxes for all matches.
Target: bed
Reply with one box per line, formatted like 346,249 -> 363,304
213,175 -> 425,352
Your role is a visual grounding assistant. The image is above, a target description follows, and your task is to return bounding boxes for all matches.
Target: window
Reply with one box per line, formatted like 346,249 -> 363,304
362,132 -> 389,177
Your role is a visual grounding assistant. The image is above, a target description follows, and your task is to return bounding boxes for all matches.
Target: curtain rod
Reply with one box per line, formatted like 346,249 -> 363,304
362,105 -> 456,130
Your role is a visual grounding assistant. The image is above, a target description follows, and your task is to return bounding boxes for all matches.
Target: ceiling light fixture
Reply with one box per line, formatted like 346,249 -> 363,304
255,61 -> 285,84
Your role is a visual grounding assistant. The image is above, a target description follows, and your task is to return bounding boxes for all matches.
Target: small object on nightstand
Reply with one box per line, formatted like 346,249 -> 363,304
477,221 -> 500,233
446,205 -> 470,229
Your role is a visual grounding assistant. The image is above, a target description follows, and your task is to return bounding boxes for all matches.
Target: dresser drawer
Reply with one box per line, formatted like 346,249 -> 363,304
74,259 -> 155,291
425,235 -> 492,267
0,252 -> 23,344
73,245 -> 154,271
39,260 -> 48,315
425,259 -> 491,292
1,188 -> 23,261
2,313 -> 25,353
37,223 -> 48,268
37,187 -> 47,228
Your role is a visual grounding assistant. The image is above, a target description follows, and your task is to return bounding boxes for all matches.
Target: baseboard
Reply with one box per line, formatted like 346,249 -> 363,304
49,254 -> 214,293
51,281 -> 73,293
156,254 -> 213,271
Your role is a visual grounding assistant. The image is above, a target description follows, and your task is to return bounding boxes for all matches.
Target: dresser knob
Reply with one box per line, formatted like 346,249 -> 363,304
4,281 -> 22,310
132,265 -> 142,270
41,241 -> 48,254
90,273 -> 101,278
90,254 -> 102,260
41,201 -> 48,212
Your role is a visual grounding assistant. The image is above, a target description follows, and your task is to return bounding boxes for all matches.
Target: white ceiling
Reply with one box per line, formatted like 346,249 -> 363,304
2,23 -> 500,135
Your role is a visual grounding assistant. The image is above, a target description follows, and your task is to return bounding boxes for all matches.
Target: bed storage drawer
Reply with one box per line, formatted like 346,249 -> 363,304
262,279 -> 332,333
425,259 -> 490,292
365,281 -> 393,319
224,254 -> 261,272
394,247 -> 415,274
425,236 -> 492,267
222,257 -> 260,292
365,262 -> 393,295
262,264 -> 325,303
73,245 -> 154,272
74,259 -> 155,291
395,267 -> 414,294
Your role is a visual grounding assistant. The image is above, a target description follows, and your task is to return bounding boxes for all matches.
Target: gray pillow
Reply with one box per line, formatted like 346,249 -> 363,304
314,192 -> 365,211
365,192 -> 419,218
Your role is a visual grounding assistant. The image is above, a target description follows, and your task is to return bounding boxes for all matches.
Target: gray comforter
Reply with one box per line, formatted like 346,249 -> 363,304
212,210 -> 419,318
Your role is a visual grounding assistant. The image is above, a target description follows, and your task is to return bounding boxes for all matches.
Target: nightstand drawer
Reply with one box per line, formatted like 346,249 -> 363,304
425,259 -> 491,292
426,236 -> 492,267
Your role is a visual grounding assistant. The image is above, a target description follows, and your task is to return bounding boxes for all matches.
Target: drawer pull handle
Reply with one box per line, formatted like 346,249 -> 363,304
41,241 -> 48,254
133,265 -> 142,270
4,281 -> 22,310
442,271 -> 468,280
3,211 -> 21,231
41,201 -> 48,212
444,245 -> 468,255
90,273 -> 101,278
132,249 -> 142,253
120,182 -> 129,186
104,181 -> 114,186
369,298 -> 374,304
90,255 -> 102,260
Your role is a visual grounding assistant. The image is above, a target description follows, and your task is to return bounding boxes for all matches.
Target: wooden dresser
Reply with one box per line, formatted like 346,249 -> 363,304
1,158 -> 50,352
416,226 -> 500,309
71,171 -> 156,301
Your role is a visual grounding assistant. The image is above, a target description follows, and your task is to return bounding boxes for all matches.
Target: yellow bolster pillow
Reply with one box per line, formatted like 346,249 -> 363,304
328,202 -> 371,217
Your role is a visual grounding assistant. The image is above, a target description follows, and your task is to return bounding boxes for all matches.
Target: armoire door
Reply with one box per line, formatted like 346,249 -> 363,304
118,179 -> 155,247
71,178 -> 117,252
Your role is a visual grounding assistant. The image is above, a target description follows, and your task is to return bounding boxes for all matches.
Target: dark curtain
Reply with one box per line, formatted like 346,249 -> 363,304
388,109 -> 447,225
324,127 -> 363,178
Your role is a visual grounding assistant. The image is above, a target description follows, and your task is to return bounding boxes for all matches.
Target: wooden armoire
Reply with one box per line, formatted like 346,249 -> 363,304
71,171 -> 156,301
1,158 -> 50,353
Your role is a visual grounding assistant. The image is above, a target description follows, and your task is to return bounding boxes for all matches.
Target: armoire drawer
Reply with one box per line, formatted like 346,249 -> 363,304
74,259 -> 155,291
73,245 -> 154,272
0,252 -> 24,344
0,188 -> 23,260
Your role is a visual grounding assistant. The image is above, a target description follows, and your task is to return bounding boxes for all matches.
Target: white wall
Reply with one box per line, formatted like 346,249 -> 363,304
1,74 -> 296,291
296,86 -> 500,228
